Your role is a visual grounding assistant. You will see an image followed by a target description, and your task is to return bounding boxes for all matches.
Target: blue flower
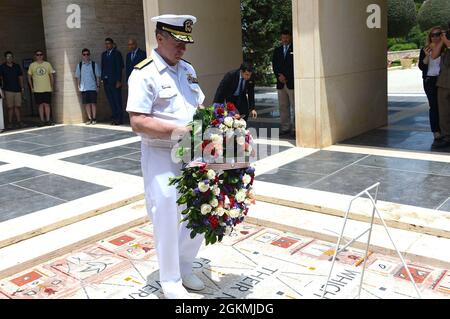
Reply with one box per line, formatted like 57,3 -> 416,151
246,167 -> 255,175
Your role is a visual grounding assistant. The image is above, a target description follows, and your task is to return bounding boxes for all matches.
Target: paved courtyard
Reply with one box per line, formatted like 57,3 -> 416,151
1,221 -> 448,299
0,69 -> 449,299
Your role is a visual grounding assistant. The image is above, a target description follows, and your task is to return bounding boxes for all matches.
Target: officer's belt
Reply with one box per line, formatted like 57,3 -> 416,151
142,138 -> 178,149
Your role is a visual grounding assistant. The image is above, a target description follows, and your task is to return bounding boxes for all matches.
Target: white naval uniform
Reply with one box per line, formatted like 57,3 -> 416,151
126,49 -> 205,286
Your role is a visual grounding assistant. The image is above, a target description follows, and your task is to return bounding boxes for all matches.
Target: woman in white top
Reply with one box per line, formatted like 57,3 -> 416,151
419,26 -> 443,143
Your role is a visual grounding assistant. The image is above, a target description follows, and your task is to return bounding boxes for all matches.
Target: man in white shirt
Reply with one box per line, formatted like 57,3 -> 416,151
127,14 -> 205,299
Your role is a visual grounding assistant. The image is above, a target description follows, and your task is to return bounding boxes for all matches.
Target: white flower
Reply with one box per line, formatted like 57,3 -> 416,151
229,209 -> 241,218
242,174 -> 252,185
211,134 -> 223,145
207,169 -> 216,180
198,181 -> 210,193
201,204 -> 212,215
240,119 -> 247,129
210,198 -> 219,208
233,120 -> 242,128
213,185 -> 221,196
219,124 -> 227,132
224,226 -> 233,236
235,190 -> 247,203
236,136 -> 245,146
215,207 -> 225,217
224,117 -> 234,128
244,199 -> 252,205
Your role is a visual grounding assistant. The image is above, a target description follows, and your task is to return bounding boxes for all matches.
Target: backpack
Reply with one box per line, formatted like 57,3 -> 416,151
78,61 -> 97,83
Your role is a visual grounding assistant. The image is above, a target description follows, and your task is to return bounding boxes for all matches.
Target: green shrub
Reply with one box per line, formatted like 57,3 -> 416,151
418,0 -> 450,31
388,0 -> 418,37
406,25 -> 428,48
389,43 -> 418,51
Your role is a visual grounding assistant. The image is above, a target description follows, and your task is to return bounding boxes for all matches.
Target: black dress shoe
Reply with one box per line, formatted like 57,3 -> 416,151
432,139 -> 450,149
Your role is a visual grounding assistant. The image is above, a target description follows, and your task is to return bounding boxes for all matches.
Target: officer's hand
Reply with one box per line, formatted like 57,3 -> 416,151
278,74 -> 287,83
251,110 -> 258,119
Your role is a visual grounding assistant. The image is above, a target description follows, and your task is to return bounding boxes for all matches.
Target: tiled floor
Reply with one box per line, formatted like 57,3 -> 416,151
0,168 -> 110,222
0,125 -> 292,225
1,222 -> 447,299
258,150 -> 450,212
0,126 -> 136,156
342,96 -> 450,153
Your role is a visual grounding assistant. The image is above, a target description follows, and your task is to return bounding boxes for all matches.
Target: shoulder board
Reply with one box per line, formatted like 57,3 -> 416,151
182,59 -> 191,65
134,58 -> 153,70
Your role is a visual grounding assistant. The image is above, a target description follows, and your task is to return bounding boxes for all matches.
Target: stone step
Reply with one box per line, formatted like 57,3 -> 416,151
0,191 -> 144,250
0,200 -> 148,280
246,201 -> 450,269
254,180 -> 450,240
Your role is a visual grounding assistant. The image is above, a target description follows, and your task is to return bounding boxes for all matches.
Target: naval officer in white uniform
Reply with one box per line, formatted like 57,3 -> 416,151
126,14 -> 205,299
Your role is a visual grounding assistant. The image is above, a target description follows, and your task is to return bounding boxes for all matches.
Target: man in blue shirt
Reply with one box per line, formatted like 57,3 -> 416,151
101,38 -> 124,125
76,48 -> 101,125
126,38 -> 146,82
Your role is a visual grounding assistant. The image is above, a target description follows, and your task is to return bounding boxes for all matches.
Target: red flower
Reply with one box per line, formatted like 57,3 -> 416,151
217,107 -> 225,115
211,119 -> 220,126
202,140 -> 211,150
229,196 -> 236,208
227,102 -> 237,113
209,215 -> 219,229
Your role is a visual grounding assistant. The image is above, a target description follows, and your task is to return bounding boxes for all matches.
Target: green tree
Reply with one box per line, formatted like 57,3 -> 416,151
241,0 -> 292,86
388,0 -> 417,37
417,0 -> 450,31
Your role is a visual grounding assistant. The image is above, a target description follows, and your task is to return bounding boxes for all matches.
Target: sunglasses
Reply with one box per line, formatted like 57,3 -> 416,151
431,32 -> 442,38
36,53 -> 44,56
82,53 -> 90,56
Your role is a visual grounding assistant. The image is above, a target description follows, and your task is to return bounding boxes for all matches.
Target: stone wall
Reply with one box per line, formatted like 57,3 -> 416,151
41,0 -> 146,123
0,0 -> 46,117
143,0 -> 243,106
293,0 -> 388,148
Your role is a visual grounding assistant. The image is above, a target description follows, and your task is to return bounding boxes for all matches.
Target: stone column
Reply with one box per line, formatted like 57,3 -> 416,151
292,0 -> 388,148
142,0 -> 243,105
41,0 -> 146,124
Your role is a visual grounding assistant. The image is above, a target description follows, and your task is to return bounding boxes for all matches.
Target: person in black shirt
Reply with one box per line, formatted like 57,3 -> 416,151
0,51 -> 25,129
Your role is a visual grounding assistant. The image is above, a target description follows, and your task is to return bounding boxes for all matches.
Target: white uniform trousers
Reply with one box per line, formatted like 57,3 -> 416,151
141,143 -> 204,284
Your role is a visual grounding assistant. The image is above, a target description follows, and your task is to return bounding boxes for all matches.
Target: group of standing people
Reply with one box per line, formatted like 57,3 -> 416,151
0,38 -> 147,132
75,38 -> 147,125
419,25 -> 450,148
0,50 -> 55,131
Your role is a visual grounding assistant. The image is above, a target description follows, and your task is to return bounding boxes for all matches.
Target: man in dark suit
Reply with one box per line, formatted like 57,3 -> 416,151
101,37 -> 124,125
272,30 -> 295,135
214,62 -> 258,120
126,38 -> 147,82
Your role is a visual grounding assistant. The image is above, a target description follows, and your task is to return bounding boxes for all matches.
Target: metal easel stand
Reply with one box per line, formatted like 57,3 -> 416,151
322,182 -> 422,299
